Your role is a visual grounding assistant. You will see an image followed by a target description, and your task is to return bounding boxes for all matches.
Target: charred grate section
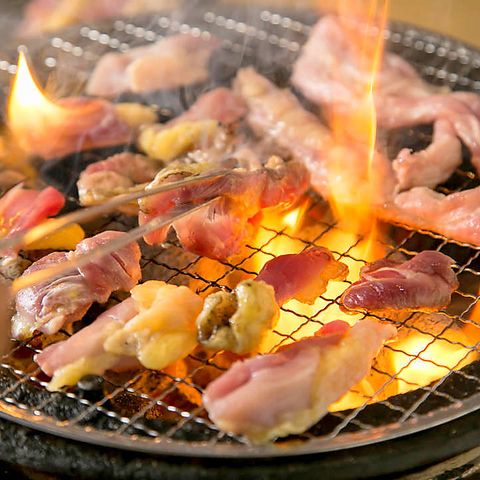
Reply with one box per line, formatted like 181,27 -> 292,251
0,2 -> 480,458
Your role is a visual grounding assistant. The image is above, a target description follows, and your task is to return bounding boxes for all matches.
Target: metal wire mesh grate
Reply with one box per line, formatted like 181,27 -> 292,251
1,2 -> 480,458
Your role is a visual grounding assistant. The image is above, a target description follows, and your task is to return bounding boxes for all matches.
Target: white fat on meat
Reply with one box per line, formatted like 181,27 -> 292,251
104,281 -> 203,370
35,298 -> 140,391
203,319 -> 396,444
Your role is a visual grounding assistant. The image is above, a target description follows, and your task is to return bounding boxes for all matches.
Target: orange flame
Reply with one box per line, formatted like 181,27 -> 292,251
319,0 -> 389,239
8,51 -> 66,156
8,51 -> 131,160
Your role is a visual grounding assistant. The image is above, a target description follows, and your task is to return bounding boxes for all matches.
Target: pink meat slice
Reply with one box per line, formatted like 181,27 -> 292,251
138,161 -> 309,260
255,247 -> 348,305
12,231 -> 141,339
0,184 -> 65,258
203,319 -> 396,443
86,34 -> 220,98
19,97 -> 132,160
35,297 -> 140,378
234,67 -> 397,205
291,15 -> 480,173
76,152 -> 160,212
341,251 -> 458,314
379,186 -> 480,247
0,185 -> 64,236
393,119 -> 462,191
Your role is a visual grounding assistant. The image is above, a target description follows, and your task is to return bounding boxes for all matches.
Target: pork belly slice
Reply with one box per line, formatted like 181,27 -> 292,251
12,231 -> 141,339
255,246 -> 349,305
77,152 -> 160,215
291,15 -> 480,175
0,184 -> 64,259
392,120 -> 462,191
35,298 -> 141,391
341,251 -> 458,314
86,34 -> 220,98
203,319 -> 396,444
234,67 -> 397,205
378,186 -> 480,247
197,247 -> 348,354
139,159 -> 309,261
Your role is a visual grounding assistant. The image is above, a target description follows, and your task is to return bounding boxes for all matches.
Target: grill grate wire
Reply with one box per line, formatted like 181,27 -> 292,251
0,3 -> 480,457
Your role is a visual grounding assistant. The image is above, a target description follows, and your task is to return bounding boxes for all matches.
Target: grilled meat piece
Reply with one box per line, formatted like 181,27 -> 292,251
197,280 -> 279,355
341,251 -> 458,314
197,247 -> 348,354
234,67 -> 397,205
36,280 -> 203,390
12,231 -> 141,339
139,159 -> 309,261
104,281 -> 203,370
77,152 -> 160,215
203,319 -> 396,444
12,96 -> 132,161
256,246 -> 349,305
138,88 -> 247,161
0,185 -> 64,259
380,186 -> 480,247
35,298 -> 141,391
292,15 -> 480,174
165,87 -> 248,127
392,120 -> 462,191
86,34 -> 220,98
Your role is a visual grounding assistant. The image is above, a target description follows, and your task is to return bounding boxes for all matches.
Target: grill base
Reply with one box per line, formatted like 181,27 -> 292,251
0,409 -> 480,480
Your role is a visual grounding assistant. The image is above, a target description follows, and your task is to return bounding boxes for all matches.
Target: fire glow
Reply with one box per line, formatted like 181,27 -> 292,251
8,51 -> 131,160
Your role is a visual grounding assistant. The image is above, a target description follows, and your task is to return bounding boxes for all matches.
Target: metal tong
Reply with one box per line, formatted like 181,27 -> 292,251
0,170 -> 228,293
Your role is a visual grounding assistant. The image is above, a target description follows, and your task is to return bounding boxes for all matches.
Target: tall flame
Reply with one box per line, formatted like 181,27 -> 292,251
8,51 -> 131,160
320,0 -> 389,238
8,51 -> 65,156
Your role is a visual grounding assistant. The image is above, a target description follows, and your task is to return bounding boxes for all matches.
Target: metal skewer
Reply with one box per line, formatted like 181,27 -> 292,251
0,170 -> 229,256
12,197 -> 220,293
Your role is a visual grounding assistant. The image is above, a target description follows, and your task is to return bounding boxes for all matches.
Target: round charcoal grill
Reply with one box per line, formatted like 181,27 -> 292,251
2,2 -> 480,479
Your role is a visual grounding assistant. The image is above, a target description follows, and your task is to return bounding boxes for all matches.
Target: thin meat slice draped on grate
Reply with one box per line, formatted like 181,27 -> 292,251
35,280 -> 203,390
137,87 -> 247,161
139,159 -> 309,261
291,15 -> 479,174
12,231 -> 141,339
341,251 -> 458,314
203,319 -> 396,444
197,247 -> 349,354
381,187 -> 480,247
233,67 -> 397,206
86,34 -> 221,98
